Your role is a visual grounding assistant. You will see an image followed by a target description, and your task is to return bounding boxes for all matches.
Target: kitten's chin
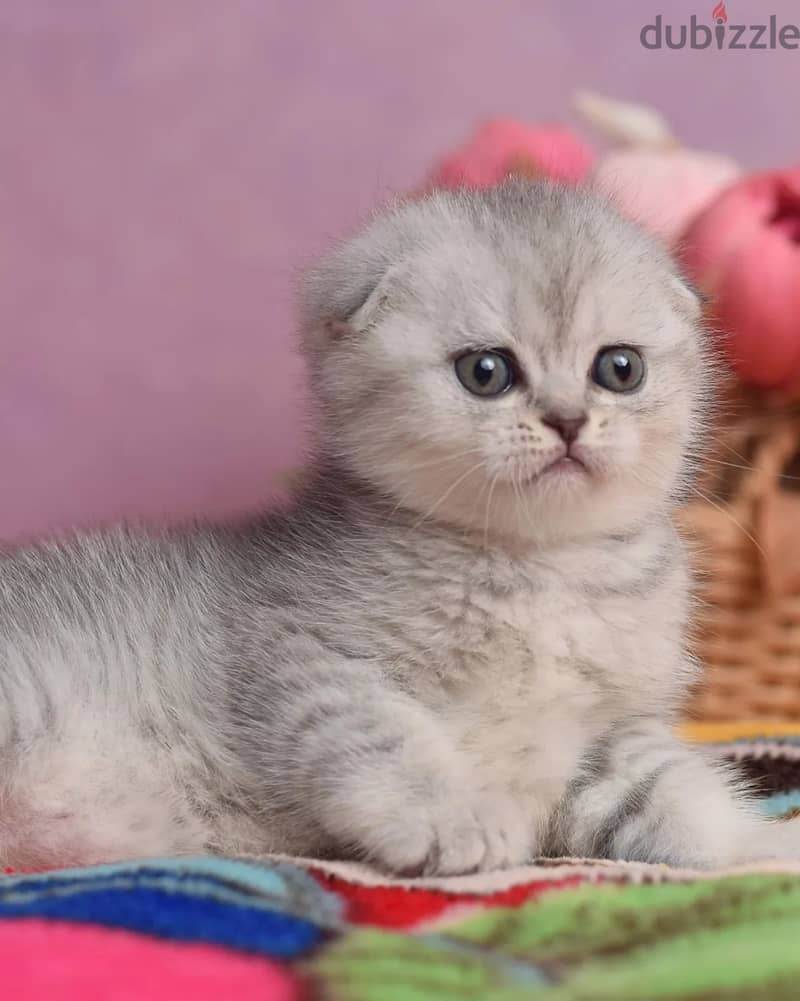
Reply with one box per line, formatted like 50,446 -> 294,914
475,465 -> 667,548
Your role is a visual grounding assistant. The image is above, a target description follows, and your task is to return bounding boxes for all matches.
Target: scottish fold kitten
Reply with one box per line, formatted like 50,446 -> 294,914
0,179 -> 796,873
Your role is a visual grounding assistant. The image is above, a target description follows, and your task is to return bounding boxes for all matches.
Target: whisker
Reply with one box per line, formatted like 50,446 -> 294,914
483,471 -> 501,550
694,457 -> 800,483
383,447 -> 488,521
511,467 -> 537,539
395,446 -> 487,475
687,484 -> 766,560
412,459 -> 487,528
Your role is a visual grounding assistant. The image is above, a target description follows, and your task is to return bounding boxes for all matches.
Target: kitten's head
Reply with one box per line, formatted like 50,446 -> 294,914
301,180 -> 713,546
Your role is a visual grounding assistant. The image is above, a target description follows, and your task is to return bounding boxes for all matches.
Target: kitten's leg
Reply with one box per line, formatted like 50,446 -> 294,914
551,719 -> 800,867
256,653 -> 532,875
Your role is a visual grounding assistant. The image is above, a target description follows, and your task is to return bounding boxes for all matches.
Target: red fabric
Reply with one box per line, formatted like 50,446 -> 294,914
311,870 -> 589,929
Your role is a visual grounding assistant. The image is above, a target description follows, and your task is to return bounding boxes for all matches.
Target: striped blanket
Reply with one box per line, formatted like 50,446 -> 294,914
4,723 -> 800,1000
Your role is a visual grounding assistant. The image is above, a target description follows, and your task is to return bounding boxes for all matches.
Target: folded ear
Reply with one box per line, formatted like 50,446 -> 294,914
299,206 -> 410,352
330,263 -> 406,341
669,270 -> 707,321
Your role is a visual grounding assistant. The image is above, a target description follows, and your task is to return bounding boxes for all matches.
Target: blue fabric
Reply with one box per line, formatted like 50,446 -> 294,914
0,885 -> 321,957
0,860 -> 330,958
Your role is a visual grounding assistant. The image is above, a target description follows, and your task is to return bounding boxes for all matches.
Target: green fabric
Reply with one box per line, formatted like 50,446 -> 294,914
309,875 -> 800,1000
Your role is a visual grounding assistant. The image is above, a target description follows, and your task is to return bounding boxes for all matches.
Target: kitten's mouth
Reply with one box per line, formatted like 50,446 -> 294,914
513,454 -> 589,488
543,455 -> 586,474
538,453 -> 589,480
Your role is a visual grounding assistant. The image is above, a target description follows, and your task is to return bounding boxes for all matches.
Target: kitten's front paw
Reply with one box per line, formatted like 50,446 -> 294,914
323,772 -> 531,876
387,802 -> 489,878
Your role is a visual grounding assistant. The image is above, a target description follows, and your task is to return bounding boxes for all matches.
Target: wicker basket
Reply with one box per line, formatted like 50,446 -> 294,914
681,395 -> 800,721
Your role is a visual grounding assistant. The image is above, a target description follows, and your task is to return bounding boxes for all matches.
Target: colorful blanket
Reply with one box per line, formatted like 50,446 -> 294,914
4,723 -> 800,1000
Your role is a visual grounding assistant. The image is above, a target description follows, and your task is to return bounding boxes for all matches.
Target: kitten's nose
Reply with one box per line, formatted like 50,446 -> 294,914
541,412 -> 587,445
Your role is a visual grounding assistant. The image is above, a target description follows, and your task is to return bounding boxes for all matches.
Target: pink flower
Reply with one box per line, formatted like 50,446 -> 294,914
592,148 -> 739,247
426,119 -> 593,189
681,169 -> 800,391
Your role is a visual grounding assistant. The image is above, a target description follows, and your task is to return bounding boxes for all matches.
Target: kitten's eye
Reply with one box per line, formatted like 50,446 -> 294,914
454,351 -> 515,398
591,346 -> 645,394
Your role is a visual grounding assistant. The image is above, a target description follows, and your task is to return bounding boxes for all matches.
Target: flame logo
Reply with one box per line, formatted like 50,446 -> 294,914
711,1 -> 728,22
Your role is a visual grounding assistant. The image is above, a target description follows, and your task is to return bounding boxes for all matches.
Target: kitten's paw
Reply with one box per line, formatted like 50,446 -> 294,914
322,773 -> 531,876
331,782 -> 488,876
392,803 -> 490,878
476,793 -> 535,871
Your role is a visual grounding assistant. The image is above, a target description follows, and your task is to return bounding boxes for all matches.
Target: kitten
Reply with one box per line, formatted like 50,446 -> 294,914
0,179 -> 796,874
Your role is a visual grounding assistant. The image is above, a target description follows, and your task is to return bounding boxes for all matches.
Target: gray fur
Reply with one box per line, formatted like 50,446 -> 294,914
0,179 -> 796,873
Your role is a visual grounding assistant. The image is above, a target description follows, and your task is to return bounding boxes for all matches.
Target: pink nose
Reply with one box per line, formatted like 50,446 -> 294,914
541,412 -> 587,445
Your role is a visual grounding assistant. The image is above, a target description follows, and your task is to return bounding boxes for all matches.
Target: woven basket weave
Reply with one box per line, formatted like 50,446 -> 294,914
681,396 -> 800,721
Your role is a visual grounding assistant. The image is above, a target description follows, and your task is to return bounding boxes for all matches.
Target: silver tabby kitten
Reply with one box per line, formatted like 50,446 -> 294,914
0,179 -> 797,873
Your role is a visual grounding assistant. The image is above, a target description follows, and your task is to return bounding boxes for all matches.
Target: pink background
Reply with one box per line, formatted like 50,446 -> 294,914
1,1 -> 797,541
